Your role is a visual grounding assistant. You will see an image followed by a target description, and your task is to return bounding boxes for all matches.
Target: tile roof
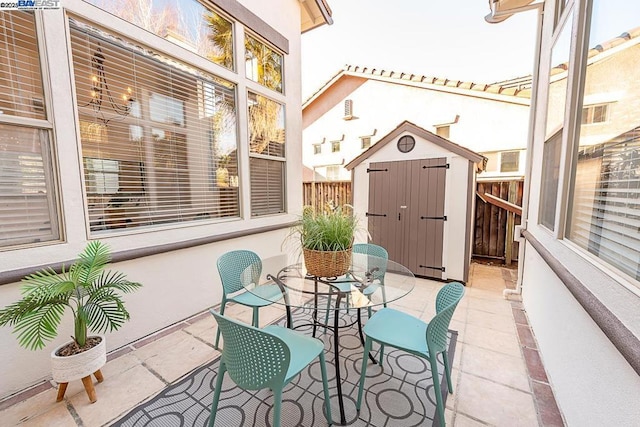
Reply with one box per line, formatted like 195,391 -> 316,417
305,26 -> 640,108
304,64 -> 532,107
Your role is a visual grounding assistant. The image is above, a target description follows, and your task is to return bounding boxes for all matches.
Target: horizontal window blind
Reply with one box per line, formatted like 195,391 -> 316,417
247,91 -> 285,216
0,11 -> 45,120
0,11 -> 60,249
69,20 -> 240,233
250,157 -> 284,216
0,125 -> 60,247
568,127 -> 640,281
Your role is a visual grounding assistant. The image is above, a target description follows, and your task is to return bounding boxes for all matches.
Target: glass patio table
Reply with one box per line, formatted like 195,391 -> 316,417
240,252 -> 415,425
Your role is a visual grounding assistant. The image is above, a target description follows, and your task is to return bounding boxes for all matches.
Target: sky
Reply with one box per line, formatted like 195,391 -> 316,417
301,0 -> 540,99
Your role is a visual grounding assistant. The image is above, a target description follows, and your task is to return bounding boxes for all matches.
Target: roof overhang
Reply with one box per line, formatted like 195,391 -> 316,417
485,0 -> 536,24
300,0 -> 333,33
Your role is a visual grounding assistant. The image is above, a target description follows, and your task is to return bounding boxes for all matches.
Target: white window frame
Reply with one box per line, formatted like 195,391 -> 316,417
0,11 -> 62,249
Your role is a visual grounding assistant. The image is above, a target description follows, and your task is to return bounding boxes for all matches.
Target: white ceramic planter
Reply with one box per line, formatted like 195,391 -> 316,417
51,335 -> 106,383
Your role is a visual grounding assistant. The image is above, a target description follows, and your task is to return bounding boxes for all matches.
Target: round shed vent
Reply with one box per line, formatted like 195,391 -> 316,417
397,135 -> 415,153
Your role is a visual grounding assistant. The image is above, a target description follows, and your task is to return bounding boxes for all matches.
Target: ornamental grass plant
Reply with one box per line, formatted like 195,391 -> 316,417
285,204 -> 362,277
298,204 -> 358,252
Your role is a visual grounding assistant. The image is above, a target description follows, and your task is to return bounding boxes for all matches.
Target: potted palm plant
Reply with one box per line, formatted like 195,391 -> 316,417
0,241 -> 141,403
289,204 -> 359,277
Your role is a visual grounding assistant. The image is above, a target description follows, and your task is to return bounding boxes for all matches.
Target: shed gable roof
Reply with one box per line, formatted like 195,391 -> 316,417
345,121 -> 486,171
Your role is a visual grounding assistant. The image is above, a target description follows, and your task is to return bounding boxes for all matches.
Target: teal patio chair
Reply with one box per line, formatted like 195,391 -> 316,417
209,310 -> 332,427
356,282 -> 465,427
214,250 -> 285,349
323,243 -> 388,325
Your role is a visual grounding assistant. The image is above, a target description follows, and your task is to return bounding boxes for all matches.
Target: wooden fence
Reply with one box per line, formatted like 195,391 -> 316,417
473,180 -> 524,265
302,181 -> 352,212
302,179 -> 523,265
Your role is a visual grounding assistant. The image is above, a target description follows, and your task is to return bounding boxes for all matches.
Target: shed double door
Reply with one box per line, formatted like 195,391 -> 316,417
366,158 -> 447,278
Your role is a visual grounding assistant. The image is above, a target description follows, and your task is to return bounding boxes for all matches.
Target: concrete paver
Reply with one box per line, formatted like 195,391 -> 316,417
0,262 -> 559,426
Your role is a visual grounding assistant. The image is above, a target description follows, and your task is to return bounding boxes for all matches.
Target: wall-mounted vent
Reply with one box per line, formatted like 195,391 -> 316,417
343,99 -> 354,120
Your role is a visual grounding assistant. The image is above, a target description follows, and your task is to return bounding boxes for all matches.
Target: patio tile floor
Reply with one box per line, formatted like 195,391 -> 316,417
0,262 -> 564,426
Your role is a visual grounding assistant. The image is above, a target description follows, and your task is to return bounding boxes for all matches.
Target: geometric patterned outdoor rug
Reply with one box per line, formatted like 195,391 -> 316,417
113,304 -> 457,427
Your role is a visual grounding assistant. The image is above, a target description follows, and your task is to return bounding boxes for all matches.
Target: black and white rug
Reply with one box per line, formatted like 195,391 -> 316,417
113,305 -> 457,427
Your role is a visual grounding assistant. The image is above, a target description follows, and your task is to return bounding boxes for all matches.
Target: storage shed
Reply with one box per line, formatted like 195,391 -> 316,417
346,121 -> 486,283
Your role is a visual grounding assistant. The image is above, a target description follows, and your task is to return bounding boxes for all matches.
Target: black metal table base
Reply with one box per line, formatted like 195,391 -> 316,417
306,287 -> 376,425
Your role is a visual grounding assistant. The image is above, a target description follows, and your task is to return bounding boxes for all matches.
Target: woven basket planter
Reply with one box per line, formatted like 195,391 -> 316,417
303,247 -> 352,278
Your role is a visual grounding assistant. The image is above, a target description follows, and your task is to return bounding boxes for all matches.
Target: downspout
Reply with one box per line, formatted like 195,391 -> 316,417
486,1 -> 545,298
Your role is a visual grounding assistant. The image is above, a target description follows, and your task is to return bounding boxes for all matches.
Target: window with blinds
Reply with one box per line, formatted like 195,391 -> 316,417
568,128 -> 640,281
0,11 -> 61,249
566,3 -> 639,283
248,91 -> 285,216
69,20 -> 239,233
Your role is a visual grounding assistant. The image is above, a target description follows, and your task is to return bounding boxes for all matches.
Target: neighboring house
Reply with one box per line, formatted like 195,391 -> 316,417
488,0 -> 640,424
302,64 -> 531,182
0,0 -> 332,399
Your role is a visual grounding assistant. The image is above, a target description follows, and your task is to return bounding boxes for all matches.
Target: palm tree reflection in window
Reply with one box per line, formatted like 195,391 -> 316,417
245,34 -> 283,93
248,92 -> 285,157
205,11 -> 234,70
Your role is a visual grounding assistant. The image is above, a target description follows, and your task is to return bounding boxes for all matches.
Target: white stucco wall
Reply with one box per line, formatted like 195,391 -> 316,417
351,131 -> 472,281
522,245 -> 640,425
0,0 -> 307,399
0,230 -> 291,398
304,78 -> 529,181
517,0 -> 640,423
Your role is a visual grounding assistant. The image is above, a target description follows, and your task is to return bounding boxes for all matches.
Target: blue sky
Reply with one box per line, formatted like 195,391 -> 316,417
301,0 -> 539,98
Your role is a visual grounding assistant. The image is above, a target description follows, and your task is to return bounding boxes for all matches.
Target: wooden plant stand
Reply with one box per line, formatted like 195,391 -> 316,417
56,369 -> 104,403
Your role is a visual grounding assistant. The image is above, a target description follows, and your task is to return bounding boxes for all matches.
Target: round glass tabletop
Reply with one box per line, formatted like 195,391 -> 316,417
240,252 -> 415,310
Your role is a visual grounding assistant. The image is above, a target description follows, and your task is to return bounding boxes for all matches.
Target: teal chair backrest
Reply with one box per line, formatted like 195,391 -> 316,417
426,282 -> 465,354
217,250 -> 262,295
353,243 -> 388,282
211,310 -> 290,390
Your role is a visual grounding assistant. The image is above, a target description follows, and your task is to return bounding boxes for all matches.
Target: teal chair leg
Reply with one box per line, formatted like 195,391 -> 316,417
272,387 -> 283,427
442,350 -> 453,393
356,337 -> 372,411
429,355 -> 446,427
209,361 -> 227,427
252,307 -> 259,328
318,352 -> 333,424
378,344 -> 385,366
214,297 -> 227,350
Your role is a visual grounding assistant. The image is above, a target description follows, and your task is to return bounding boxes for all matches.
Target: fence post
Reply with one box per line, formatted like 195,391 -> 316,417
504,181 -> 519,266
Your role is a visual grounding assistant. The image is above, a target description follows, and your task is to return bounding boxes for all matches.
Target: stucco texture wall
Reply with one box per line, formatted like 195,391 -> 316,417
522,245 -> 640,425
303,78 -> 529,181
